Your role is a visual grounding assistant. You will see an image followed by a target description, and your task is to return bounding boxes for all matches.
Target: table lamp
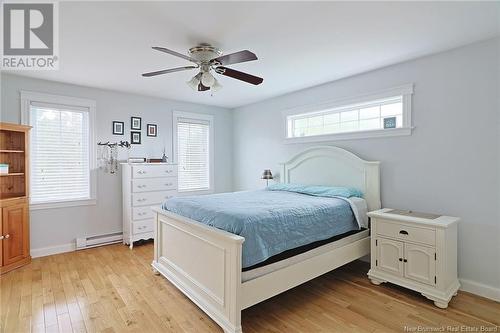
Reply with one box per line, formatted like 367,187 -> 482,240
261,169 -> 273,187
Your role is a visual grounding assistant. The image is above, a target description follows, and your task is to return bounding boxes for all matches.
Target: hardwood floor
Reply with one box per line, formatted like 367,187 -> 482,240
1,242 -> 498,333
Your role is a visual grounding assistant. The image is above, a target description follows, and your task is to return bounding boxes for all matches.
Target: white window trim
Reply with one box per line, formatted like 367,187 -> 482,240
20,90 -> 97,210
282,83 -> 414,144
172,111 -> 215,195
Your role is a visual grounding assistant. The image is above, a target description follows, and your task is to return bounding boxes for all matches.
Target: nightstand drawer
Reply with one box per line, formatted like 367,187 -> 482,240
376,219 -> 435,246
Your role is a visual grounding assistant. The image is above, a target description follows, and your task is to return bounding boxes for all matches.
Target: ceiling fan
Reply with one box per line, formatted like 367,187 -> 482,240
142,44 -> 263,92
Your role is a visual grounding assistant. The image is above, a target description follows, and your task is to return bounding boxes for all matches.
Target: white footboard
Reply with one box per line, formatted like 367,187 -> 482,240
152,207 -> 245,333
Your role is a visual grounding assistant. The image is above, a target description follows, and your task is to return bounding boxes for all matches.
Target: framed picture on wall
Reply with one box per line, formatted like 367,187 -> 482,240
112,121 -> 124,135
383,117 -> 397,129
147,124 -> 157,137
131,131 -> 141,144
131,116 -> 142,130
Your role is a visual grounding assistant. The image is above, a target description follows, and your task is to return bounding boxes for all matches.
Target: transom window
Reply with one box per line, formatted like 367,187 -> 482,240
284,85 -> 413,142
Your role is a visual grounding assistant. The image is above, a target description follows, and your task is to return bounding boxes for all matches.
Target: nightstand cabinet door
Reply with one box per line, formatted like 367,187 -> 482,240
377,238 -> 404,276
404,243 -> 436,286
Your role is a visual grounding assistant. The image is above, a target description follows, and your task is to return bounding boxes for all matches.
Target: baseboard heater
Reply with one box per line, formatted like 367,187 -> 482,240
76,232 -> 123,250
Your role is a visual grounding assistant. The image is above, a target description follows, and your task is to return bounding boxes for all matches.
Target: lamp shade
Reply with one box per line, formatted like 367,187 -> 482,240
186,73 -> 202,90
261,169 -> 273,180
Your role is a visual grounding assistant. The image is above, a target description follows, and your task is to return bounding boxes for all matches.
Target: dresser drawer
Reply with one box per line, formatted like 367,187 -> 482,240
132,178 -> 176,193
376,219 -> 435,246
132,206 -> 154,220
132,190 -> 176,206
132,165 -> 177,178
132,220 -> 153,234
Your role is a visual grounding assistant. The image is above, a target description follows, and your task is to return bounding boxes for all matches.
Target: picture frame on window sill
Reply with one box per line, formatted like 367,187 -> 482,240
131,116 -> 142,130
383,116 -> 397,129
112,121 -> 124,135
147,124 -> 157,137
131,131 -> 141,144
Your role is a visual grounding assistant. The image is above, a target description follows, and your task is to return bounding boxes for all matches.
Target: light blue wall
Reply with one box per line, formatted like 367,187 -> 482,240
1,74 -> 233,250
232,38 -> 500,292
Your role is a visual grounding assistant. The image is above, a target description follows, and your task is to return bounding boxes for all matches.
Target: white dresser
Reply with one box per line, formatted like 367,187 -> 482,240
121,163 -> 177,249
367,208 -> 460,308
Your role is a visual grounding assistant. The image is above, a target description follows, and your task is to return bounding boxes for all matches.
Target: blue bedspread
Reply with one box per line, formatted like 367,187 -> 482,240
162,190 -> 359,268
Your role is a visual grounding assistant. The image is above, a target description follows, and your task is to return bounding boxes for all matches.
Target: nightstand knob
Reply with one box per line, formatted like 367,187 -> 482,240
403,259 -> 408,263
399,230 -> 408,235
399,258 -> 402,262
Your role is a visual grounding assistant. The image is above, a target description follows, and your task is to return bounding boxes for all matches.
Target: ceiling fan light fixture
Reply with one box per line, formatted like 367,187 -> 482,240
212,78 -> 223,92
186,73 -> 201,90
201,71 -> 215,87
143,45 -> 263,92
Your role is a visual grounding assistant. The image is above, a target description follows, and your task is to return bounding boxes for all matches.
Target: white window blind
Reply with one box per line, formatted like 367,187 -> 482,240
177,118 -> 210,192
29,102 -> 91,204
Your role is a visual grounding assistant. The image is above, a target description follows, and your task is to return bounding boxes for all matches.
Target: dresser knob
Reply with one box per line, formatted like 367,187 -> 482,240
0,235 -> 4,240
4,234 -> 10,239
399,230 -> 409,235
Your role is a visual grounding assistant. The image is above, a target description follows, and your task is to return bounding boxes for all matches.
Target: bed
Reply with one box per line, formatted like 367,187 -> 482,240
152,146 -> 381,333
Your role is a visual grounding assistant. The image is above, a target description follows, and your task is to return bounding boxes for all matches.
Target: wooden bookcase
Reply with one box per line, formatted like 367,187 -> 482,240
0,122 -> 31,274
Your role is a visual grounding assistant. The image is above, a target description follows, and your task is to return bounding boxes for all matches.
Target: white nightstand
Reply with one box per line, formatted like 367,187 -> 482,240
367,208 -> 460,308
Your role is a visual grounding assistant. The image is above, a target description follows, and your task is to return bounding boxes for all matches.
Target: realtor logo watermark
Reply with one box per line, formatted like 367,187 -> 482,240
1,2 -> 59,70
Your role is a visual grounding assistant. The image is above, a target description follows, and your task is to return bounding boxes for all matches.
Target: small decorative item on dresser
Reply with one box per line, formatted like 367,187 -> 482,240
161,148 -> 168,163
0,164 -> 9,175
112,121 -> 124,135
131,131 -> 141,144
128,157 -> 146,163
131,116 -> 142,130
147,124 -> 157,137
261,169 -> 273,187
367,208 -> 460,309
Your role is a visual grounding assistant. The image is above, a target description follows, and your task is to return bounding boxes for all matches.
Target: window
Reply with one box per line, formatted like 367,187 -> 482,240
173,111 -> 214,194
21,91 -> 96,209
284,84 -> 413,143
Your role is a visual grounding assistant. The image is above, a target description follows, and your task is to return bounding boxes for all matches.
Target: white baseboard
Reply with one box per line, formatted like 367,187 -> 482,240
31,243 -> 76,258
459,278 -> 500,302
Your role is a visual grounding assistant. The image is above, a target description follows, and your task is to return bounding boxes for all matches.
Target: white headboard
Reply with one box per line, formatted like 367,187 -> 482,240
280,146 -> 381,211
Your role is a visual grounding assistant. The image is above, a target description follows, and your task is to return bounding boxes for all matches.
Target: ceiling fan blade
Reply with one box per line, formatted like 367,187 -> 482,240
198,82 -> 210,91
215,66 -> 263,85
211,50 -> 257,66
142,66 -> 197,77
152,46 -> 198,63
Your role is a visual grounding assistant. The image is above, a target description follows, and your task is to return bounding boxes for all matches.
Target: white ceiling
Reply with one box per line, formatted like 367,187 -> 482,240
8,1 -> 500,109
